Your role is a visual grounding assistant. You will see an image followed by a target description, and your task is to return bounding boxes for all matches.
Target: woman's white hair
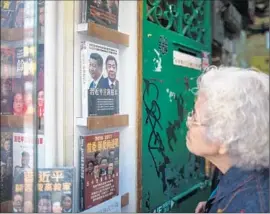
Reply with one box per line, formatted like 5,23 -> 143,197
197,66 -> 269,170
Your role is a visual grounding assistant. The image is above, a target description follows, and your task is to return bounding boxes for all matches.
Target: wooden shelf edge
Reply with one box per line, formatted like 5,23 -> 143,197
121,192 -> 129,208
77,22 -> 130,47
76,114 -> 129,130
0,200 -> 12,213
0,115 -> 43,128
1,28 -> 24,41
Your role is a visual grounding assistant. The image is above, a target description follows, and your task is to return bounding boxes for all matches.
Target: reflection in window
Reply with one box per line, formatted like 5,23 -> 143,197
1,1 -> 44,212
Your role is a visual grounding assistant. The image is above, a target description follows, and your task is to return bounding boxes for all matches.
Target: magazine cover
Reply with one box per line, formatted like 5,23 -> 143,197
81,41 -> 120,117
80,132 -> 120,211
0,0 -> 16,28
84,0 -> 119,30
12,167 -> 75,213
0,132 -> 13,204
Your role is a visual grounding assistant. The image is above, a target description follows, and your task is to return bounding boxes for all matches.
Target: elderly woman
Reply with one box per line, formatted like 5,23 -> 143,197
186,66 -> 269,213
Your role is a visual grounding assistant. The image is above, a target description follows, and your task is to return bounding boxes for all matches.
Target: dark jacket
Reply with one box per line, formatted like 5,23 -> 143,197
211,167 -> 221,192
89,76 -> 106,89
103,77 -> 119,90
206,167 -> 269,213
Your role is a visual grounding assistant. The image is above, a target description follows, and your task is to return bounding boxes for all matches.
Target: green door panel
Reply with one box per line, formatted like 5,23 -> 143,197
141,0 -> 212,212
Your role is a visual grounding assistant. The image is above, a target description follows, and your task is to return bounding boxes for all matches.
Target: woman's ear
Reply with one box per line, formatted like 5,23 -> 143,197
218,144 -> 228,155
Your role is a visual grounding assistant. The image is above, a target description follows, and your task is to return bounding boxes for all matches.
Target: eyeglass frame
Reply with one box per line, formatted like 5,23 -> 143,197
186,109 -> 207,127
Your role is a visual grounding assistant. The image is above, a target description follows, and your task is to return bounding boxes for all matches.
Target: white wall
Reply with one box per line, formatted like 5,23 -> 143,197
118,1 -> 138,212
43,0 -> 76,168
73,1 -> 138,212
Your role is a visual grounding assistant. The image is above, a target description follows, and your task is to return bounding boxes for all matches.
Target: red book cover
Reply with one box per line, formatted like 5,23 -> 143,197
86,0 -> 119,30
80,132 -> 120,211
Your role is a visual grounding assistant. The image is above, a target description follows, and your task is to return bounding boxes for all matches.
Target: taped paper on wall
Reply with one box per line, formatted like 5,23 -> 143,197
83,196 -> 121,213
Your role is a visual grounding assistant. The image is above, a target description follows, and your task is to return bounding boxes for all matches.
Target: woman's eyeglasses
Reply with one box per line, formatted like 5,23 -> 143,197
186,110 -> 206,127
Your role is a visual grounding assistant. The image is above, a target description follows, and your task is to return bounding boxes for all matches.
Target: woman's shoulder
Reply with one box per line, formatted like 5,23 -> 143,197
221,171 -> 269,213
225,186 -> 269,213
210,168 -> 269,213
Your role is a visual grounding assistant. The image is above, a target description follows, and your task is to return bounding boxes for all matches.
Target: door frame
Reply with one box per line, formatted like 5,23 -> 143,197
136,0 -> 143,212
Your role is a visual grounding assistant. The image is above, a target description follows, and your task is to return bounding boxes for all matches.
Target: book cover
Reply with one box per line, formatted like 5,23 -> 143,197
12,132 -> 45,181
13,46 -> 25,116
37,168 -> 75,213
0,132 -> 13,204
80,132 -> 120,211
0,0 -> 16,28
12,167 -> 75,213
37,44 -> 45,119
23,45 -> 36,77
13,1 -> 24,28
1,46 -> 15,78
15,47 -> 24,79
10,80 -> 24,116
80,0 -> 87,23
12,132 -> 44,213
81,41 -> 120,117
5,44 -> 43,117
1,47 -> 16,115
38,1 -> 45,42
22,45 -> 37,116
85,0 -> 119,30
0,77 -> 13,115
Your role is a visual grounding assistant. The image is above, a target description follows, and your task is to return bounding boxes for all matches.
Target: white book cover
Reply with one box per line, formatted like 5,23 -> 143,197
80,41 -> 120,118
12,132 -> 45,175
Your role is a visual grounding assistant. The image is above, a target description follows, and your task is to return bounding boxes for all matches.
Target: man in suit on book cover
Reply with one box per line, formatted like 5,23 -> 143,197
88,52 -> 106,89
106,0 -> 118,17
0,138 -> 11,164
104,55 -> 119,90
103,55 -> 119,114
13,1 -> 24,28
14,151 -> 31,182
12,193 -> 23,213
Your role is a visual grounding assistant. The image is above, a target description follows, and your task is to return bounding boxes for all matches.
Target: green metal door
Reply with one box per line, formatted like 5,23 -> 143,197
141,0 -> 212,212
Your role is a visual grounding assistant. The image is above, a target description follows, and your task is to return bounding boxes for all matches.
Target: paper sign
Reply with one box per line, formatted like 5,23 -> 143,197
173,51 -> 202,70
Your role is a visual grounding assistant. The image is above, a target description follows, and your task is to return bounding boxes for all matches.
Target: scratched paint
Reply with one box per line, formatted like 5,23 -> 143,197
141,63 -> 209,212
153,49 -> 162,72
166,89 -> 176,102
153,199 -> 175,213
142,76 -> 206,212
